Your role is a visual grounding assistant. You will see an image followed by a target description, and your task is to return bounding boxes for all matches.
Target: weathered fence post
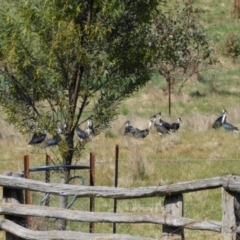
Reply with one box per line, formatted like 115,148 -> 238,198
23,155 -> 30,229
113,144 -> 119,234
24,155 -> 30,206
45,154 -> 51,207
89,152 -> 95,233
221,188 -> 240,240
162,194 -> 184,240
3,172 -> 25,240
233,192 -> 240,239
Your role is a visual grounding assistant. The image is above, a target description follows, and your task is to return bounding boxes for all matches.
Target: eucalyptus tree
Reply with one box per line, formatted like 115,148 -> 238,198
0,0 -> 159,229
0,0 -> 158,165
151,2 -> 213,115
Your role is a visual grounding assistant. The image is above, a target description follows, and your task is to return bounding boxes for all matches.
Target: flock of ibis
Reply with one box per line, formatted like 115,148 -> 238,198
124,112 -> 182,138
124,109 -> 239,139
27,109 -> 239,147
28,119 -> 95,148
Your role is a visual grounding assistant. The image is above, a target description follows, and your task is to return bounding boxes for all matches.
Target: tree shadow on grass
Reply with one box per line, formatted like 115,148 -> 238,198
212,89 -> 240,97
190,89 -> 240,98
190,91 -> 206,97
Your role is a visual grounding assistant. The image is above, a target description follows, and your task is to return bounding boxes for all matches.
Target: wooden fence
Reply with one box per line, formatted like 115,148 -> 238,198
1,174 -> 240,239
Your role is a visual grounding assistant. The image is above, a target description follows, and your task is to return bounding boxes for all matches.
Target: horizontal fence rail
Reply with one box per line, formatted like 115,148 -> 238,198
0,204 -> 222,232
0,219 -> 154,240
0,175 -> 228,198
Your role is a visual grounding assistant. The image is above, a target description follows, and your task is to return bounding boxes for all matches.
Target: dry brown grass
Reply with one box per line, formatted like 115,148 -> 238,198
0,90 -> 240,239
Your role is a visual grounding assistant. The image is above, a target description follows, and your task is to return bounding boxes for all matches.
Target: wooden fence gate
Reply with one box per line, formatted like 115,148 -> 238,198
1,174 -> 240,239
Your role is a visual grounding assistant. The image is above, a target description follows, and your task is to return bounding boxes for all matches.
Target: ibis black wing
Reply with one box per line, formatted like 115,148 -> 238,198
212,115 -> 225,129
76,127 -> 89,141
28,132 -> 47,145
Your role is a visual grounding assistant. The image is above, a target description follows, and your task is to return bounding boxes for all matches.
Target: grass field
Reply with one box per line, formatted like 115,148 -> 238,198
0,0 -> 240,239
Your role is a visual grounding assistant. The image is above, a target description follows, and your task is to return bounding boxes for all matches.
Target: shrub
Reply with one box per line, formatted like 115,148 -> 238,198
225,33 -> 240,58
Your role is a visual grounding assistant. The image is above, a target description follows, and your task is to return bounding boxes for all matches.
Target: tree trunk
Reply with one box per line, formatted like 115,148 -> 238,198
167,76 -> 171,116
58,170 -> 70,230
58,128 -> 74,230
64,132 -> 74,165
